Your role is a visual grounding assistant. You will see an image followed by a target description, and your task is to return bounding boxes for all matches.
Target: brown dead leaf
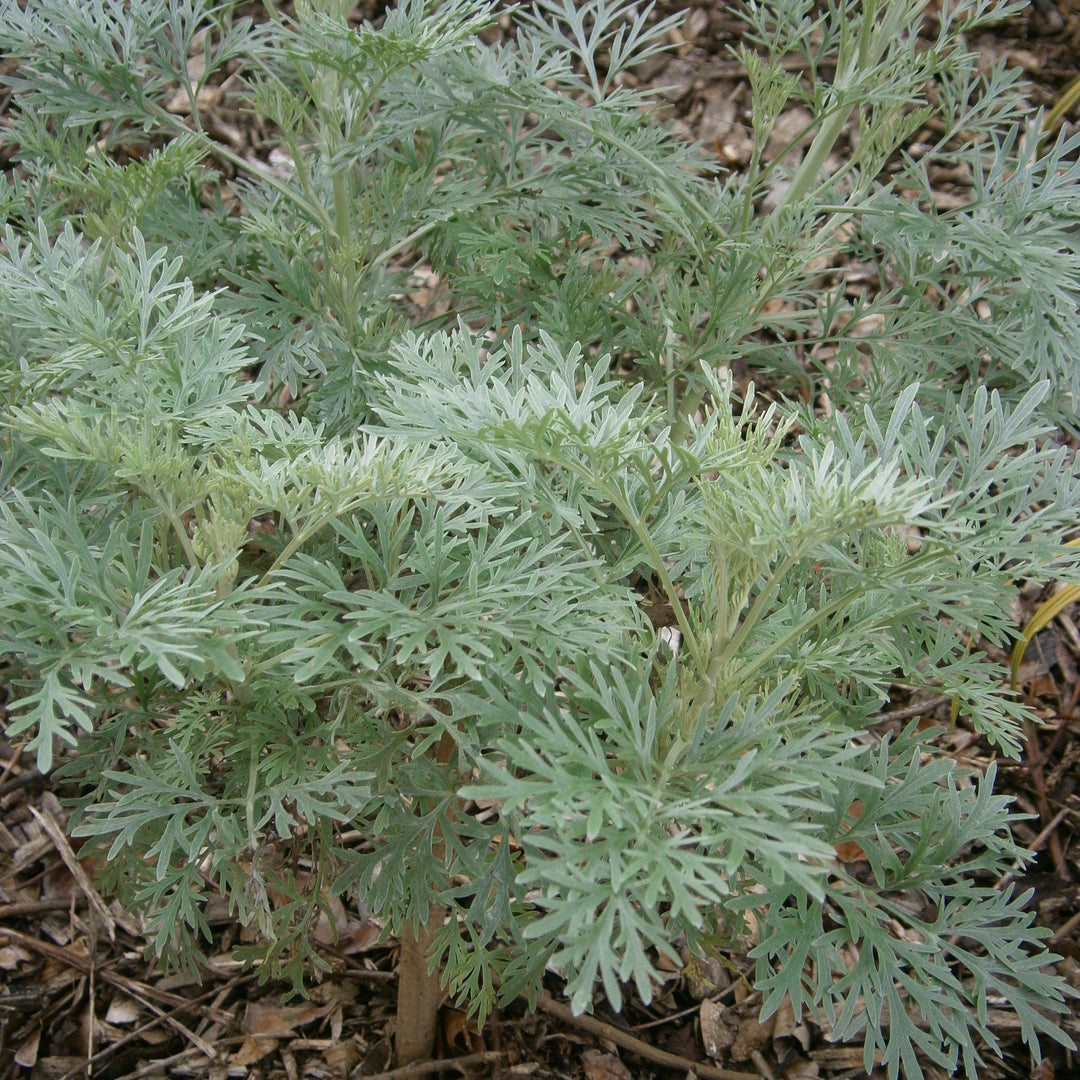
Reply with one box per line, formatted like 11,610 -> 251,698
0,818 -> 19,854
1005,48 -> 1043,74
730,1011 -> 775,1063
312,894 -> 349,944
334,915 -> 382,954
0,944 -> 32,969
309,980 -> 355,1008
442,1007 -> 483,1054
104,997 -> 140,1025
771,993 -> 811,1067
700,998 -> 736,1059
323,1039 -> 360,1075
39,915 -> 74,946
407,266 -> 441,307
760,296 -> 791,316
242,1001 -> 329,1037
834,799 -> 868,864
682,950 -> 727,1000
165,84 -> 224,115
699,96 -> 736,150
848,312 -> 886,339
232,1035 -> 280,1066
13,831 -> 53,872
108,899 -> 143,938
14,1028 -> 40,1068
682,7 -> 709,42
356,1037 -> 393,1075
581,1049 -> 632,1080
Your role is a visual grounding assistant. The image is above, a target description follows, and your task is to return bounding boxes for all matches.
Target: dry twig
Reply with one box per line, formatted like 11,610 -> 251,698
535,991 -> 761,1080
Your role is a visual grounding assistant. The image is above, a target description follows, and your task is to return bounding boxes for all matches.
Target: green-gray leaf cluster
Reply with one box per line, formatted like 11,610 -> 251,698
1,0 -> 1077,1075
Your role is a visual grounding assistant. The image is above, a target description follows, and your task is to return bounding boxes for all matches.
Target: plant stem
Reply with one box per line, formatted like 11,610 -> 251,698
515,99 -> 725,250
766,0 -> 926,226
395,905 -> 446,1065
605,487 -> 703,667
395,727 -> 456,1064
712,552 -> 802,674
257,508 -> 340,587
245,742 -> 260,853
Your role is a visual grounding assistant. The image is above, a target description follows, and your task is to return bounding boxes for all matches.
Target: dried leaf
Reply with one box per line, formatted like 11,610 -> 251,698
834,799 -> 868,864
581,1049 -> 632,1080
730,1012 -> 775,1063
1011,542 -> 1080,688
0,944 -> 32,969
700,998 -> 736,1059
312,894 -> 349,945
765,106 -> 814,163
783,1060 -> 821,1078
442,1007 -> 483,1054
15,1028 -> 40,1068
165,84 -> 224,115
324,1040 -> 360,1074
241,1001 -> 328,1037
232,1036 -> 280,1066
771,993 -> 811,1064
104,997 -> 140,1025
682,951 -> 726,1000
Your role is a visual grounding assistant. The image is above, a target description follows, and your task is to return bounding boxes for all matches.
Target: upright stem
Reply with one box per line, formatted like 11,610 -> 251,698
395,728 -> 457,1065
766,0 -> 923,226
395,905 -> 447,1065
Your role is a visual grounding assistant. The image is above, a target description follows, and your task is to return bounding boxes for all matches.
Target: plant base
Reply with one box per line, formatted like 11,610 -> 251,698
395,905 -> 445,1065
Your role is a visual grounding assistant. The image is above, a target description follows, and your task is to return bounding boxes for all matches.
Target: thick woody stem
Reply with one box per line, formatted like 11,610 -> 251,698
395,728 -> 457,1064
395,904 -> 446,1065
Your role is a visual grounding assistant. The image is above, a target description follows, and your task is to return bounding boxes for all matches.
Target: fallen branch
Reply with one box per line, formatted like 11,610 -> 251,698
535,991 -> 761,1080
351,1051 -> 505,1080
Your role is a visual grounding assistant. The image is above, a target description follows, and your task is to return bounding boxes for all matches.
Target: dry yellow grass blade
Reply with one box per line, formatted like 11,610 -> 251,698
1009,539 -> 1080,689
1044,73 -> 1080,138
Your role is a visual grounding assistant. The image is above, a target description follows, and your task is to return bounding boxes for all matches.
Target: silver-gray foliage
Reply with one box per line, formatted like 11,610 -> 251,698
0,0 -> 1077,1075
